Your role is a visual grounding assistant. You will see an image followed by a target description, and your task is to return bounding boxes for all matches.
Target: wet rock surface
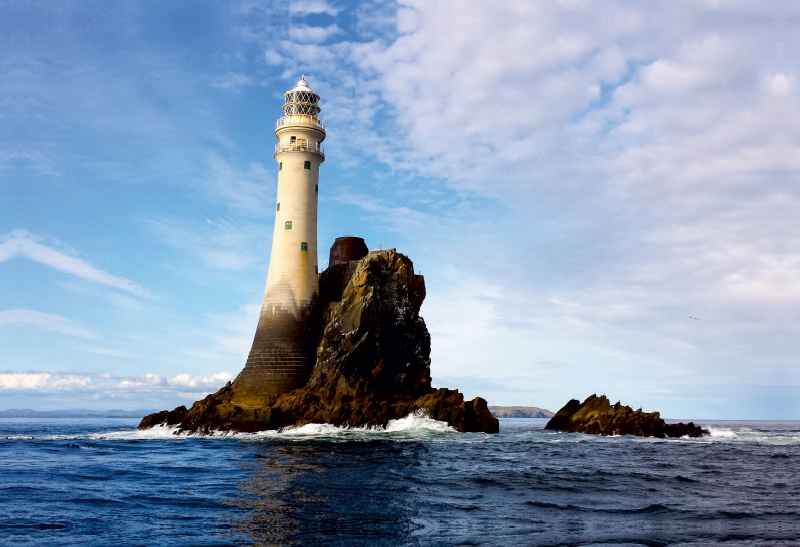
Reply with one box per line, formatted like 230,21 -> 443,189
545,394 -> 707,438
139,249 -> 498,434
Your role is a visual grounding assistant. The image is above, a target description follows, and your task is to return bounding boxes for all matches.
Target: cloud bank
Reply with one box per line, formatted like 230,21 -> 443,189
0,370 -> 233,396
243,0 -> 799,416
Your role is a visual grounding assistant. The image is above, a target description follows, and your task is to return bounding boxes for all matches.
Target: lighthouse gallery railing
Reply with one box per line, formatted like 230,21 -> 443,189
274,141 -> 325,158
276,115 -> 325,129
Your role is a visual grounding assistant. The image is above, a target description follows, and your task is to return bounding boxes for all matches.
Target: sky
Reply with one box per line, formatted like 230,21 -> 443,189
1,0 -> 797,418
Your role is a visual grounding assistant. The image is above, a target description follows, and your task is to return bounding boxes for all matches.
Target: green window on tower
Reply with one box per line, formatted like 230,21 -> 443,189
285,221 -> 292,230
304,160 -> 311,170
276,203 -> 280,211
279,162 -> 283,171
315,184 -> 318,194
300,242 -> 308,251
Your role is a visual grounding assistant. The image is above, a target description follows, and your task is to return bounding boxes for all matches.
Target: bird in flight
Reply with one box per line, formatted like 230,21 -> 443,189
689,316 -> 699,321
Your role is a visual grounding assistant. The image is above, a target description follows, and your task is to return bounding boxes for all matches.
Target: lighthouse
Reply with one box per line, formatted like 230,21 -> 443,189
232,76 -> 326,400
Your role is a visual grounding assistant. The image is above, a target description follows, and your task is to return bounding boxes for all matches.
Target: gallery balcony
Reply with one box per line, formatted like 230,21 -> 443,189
276,115 -> 326,129
274,141 -> 325,158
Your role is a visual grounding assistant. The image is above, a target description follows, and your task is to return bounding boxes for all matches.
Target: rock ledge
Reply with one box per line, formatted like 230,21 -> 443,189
545,394 -> 707,438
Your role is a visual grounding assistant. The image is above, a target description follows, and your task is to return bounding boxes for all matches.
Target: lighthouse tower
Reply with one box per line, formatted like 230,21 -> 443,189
233,76 -> 326,399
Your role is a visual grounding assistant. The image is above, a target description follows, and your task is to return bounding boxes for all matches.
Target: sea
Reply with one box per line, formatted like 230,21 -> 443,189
1,414 -> 798,546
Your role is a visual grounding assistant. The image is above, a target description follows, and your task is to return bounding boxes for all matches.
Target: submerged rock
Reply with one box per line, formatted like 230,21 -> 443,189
139,249 -> 498,434
545,394 -> 707,438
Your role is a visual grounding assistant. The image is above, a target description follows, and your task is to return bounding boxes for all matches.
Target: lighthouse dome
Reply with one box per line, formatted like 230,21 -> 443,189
283,75 -> 321,117
290,75 -> 313,93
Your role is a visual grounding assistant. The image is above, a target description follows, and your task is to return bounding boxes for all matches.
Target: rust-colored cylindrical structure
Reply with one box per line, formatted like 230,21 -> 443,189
329,236 -> 368,266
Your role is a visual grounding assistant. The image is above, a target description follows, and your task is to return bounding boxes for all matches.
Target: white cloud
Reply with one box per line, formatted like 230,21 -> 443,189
167,372 -> 233,388
0,309 -> 98,339
0,230 -> 152,298
288,24 -> 341,44
0,372 -> 93,390
117,373 -> 165,389
768,73 -> 793,96
0,369 -> 233,394
287,0 -> 340,16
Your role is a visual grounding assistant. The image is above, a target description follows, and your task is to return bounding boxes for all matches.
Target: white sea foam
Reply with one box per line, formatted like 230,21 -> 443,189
243,409 -> 456,440
385,409 -> 457,433
706,427 -> 737,439
86,423 -> 186,441
8,417 -> 798,444
85,409 -> 456,441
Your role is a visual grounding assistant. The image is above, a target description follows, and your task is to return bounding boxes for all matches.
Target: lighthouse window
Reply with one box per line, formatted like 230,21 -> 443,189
315,184 -> 318,194
276,203 -> 280,211
279,162 -> 282,171
285,221 -> 292,230
300,242 -> 308,251
290,136 -> 296,143
304,161 -> 311,170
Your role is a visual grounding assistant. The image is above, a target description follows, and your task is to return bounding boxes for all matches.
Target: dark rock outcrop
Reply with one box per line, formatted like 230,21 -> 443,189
138,405 -> 188,429
545,394 -> 707,438
139,249 -> 498,434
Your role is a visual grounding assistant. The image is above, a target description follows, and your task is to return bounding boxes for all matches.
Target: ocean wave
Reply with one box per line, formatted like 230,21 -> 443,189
385,409 -> 457,433
701,424 -> 800,445
706,427 -> 737,438
248,409 -> 457,439
524,501 -> 680,515
73,409 -> 458,441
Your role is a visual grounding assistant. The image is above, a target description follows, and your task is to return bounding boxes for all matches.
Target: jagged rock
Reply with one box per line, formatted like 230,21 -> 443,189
138,405 -> 188,429
139,249 -> 498,434
545,394 -> 707,438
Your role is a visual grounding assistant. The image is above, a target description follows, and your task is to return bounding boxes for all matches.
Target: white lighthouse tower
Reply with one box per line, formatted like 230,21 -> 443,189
263,75 -> 325,314
233,76 -> 326,399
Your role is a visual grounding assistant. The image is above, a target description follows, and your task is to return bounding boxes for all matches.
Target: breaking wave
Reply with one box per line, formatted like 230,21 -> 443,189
56,409 -> 458,442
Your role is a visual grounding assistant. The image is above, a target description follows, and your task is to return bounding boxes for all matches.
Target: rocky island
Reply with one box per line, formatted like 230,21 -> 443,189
489,406 -> 554,418
140,247 -> 499,434
545,394 -> 707,438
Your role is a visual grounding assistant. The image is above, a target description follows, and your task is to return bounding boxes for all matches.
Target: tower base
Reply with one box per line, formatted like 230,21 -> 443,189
232,237 -> 370,402
232,305 -> 319,402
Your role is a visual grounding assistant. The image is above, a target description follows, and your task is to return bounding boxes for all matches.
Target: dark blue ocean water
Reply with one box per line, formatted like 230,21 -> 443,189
1,415 -> 798,546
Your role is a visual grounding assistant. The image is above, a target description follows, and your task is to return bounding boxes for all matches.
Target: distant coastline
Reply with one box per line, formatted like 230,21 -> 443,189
2,407 -> 555,420
0,409 -> 155,419
489,406 -> 554,419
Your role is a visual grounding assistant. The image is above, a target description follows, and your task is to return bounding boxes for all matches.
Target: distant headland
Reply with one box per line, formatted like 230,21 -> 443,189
489,406 -> 554,418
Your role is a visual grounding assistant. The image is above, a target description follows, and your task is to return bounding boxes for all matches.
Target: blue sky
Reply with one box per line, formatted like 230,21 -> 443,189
1,0 -> 797,418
